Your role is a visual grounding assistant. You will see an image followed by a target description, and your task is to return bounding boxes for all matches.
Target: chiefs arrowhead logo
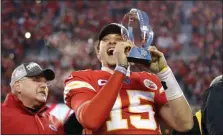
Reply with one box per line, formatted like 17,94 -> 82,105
143,79 -> 158,90
98,79 -> 107,86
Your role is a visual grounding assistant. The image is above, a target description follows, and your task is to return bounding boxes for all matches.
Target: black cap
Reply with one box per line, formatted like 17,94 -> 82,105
10,62 -> 55,86
98,23 -> 129,41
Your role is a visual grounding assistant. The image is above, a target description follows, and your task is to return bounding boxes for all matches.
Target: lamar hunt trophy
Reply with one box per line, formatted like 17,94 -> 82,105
121,8 -> 154,65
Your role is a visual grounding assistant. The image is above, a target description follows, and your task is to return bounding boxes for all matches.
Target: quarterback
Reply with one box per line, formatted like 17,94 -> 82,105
63,23 -> 193,134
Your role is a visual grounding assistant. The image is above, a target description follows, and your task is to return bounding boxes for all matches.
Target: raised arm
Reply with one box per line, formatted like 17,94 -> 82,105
158,67 -> 193,132
145,46 -> 193,132
72,71 -> 125,131
64,41 -> 132,131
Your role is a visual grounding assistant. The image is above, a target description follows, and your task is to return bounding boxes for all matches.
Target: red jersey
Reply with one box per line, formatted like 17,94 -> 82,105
64,69 -> 167,134
1,93 -> 64,135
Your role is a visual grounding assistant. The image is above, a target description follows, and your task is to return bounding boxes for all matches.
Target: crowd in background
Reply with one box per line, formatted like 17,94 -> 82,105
2,1 -> 222,112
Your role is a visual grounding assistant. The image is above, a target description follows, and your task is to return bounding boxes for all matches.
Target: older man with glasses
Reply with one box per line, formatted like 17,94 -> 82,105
1,62 -> 64,134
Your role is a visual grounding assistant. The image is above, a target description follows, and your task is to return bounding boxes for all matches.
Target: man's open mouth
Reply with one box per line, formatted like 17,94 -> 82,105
107,48 -> 115,56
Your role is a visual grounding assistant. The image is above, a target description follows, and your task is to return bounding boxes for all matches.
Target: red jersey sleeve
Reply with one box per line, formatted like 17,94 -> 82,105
152,74 -> 168,108
64,70 -> 96,114
64,69 -> 126,131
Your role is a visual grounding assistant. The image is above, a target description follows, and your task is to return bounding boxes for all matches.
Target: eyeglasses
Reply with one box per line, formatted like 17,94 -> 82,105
19,77 -> 51,86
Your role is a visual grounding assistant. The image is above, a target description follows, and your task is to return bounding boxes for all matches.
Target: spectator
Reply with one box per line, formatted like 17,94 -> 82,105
1,62 -> 64,134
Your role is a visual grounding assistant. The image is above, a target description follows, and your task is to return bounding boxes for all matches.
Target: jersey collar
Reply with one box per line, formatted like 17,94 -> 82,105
101,66 -> 131,77
3,93 -> 48,115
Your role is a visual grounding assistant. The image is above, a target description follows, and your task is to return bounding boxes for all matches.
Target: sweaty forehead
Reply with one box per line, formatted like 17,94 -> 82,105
102,33 -> 122,39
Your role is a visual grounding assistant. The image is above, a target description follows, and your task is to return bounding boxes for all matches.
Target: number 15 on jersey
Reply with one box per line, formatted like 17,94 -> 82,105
106,90 -> 157,131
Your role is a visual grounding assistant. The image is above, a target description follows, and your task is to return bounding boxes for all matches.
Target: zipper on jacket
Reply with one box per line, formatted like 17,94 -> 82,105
34,115 -> 45,134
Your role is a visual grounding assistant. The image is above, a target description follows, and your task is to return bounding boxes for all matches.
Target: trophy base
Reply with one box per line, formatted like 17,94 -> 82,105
127,57 -> 151,65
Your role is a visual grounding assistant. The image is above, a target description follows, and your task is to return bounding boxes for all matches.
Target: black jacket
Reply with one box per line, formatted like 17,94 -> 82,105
64,113 -> 83,134
172,76 -> 222,135
201,77 -> 223,134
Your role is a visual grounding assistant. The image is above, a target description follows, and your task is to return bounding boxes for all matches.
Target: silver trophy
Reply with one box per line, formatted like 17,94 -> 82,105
121,8 -> 154,65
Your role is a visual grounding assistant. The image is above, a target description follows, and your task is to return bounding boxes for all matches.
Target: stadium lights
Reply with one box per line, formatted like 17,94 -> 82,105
88,38 -> 93,44
9,53 -> 15,59
36,0 -> 41,3
25,32 -> 31,39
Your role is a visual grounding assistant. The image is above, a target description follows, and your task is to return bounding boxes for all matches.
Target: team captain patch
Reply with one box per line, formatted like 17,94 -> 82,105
143,79 -> 158,90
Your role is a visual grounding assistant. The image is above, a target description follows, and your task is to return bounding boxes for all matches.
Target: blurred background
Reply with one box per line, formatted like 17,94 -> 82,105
1,0 -> 222,133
